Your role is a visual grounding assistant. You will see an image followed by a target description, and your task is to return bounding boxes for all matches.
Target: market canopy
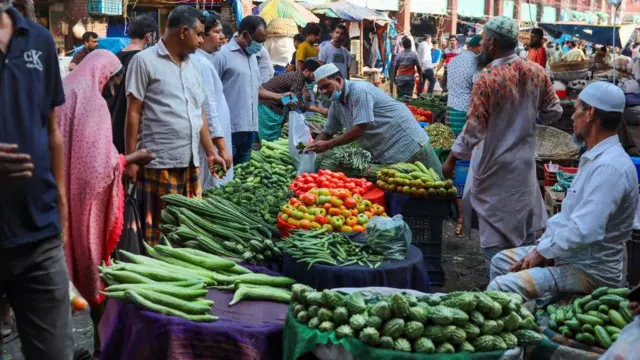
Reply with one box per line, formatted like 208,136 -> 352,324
257,0 -> 319,27
311,1 -> 390,22
538,22 -> 637,47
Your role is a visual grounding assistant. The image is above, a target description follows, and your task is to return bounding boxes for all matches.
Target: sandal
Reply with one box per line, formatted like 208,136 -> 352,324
455,221 -> 464,237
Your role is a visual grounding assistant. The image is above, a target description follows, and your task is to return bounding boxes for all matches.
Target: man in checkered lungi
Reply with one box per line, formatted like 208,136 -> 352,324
124,6 -> 227,245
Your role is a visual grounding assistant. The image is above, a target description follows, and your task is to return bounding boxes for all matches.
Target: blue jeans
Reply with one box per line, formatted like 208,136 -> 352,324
418,68 -> 436,94
231,131 -> 257,165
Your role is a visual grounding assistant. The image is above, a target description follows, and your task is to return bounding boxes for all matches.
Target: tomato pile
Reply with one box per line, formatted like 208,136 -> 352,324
290,170 -> 374,197
407,105 -> 432,123
279,188 -> 386,233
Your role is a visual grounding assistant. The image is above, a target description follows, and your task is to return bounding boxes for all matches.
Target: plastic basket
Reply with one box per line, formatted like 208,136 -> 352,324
631,157 -> 640,183
452,160 -> 470,196
544,164 -> 577,187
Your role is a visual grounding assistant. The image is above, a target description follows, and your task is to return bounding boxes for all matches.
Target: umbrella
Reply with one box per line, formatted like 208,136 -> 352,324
311,1 -> 389,22
258,0 -> 319,27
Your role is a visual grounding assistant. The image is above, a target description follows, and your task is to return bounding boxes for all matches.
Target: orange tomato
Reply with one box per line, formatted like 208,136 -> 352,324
72,296 -> 88,311
350,209 -> 359,216
363,211 -> 374,219
299,219 -> 311,228
345,216 -> 358,227
352,225 -> 365,233
330,196 -> 343,207
341,209 -> 352,218
328,208 -> 341,216
344,197 -> 358,209
323,203 -> 332,210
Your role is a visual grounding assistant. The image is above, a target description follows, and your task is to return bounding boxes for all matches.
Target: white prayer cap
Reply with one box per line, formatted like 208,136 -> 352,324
578,81 -> 626,113
314,63 -> 341,81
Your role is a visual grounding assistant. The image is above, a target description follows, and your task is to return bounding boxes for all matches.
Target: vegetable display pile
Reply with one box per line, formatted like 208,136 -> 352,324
376,162 -> 457,199
279,188 -> 386,233
291,287 -> 544,354
535,287 -> 632,349
160,194 -> 281,263
331,144 -> 373,173
290,170 -> 374,196
408,94 -> 447,115
278,229 -> 387,269
407,105 -> 432,122
234,139 -> 297,187
425,123 -> 455,150
99,245 -> 295,321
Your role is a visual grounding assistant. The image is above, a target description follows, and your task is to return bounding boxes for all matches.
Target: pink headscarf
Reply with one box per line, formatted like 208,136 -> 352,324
56,49 -> 125,307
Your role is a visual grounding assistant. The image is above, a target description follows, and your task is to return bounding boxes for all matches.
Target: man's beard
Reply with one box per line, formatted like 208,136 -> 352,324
477,51 -> 493,70
571,133 -> 585,148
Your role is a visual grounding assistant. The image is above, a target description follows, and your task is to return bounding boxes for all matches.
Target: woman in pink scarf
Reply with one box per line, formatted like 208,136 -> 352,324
55,49 -> 153,357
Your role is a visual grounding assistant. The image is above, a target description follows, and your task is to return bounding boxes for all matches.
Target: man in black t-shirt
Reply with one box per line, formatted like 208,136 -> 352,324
0,2 -> 73,358
109,14 -> 158,153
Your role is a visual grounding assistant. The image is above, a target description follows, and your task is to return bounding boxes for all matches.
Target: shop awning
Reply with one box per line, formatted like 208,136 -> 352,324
311,1 -> 390,22
256,0 -> 319,27
538,22 -> 638,47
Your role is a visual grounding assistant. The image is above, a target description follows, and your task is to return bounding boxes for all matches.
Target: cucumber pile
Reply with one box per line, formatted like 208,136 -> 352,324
536,287 -> 632,349
99,245 -> 296,321
160,194 -> 281,263
376,162 -> 457,199
291,288 -> 544,354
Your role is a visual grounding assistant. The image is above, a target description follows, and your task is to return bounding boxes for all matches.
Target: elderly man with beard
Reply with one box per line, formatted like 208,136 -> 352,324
442,16 -> 562,270
487,82 -> 638,300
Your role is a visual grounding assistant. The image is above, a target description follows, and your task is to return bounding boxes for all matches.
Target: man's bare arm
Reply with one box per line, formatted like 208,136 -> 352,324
48,110 -> 67,241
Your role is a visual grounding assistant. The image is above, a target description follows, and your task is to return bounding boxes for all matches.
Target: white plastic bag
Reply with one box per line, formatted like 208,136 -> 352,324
288,111 -> 316,175
600,317 -> 640,359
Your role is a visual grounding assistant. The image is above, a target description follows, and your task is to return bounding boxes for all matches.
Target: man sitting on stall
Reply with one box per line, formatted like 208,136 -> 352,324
306,63 -> 443,177
488,81 -> 638,300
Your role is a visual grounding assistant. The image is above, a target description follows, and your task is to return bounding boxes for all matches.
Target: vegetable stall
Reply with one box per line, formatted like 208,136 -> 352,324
92,97 -> 636,360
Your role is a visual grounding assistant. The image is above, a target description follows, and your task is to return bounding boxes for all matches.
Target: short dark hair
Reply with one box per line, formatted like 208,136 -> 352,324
238,15 -> 267,36
128,15 -> 157,39
570,40 -> 577,47
334,24 -> 348,34
294,34 -> 305,44
578,99 -> 622,132
304,23 -> 322,37
484,28 -> 517,51
83,32 -> 98,42
402,36 -> 412,49
167,6 -> 202,30
199,10 -> 221,34
222,22 -> 234,40
302,59 -> 320,72
448,35 -> 457,41
531,28 -> 543,37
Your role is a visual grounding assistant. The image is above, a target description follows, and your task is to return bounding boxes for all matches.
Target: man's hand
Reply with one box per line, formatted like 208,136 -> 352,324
513,248 -> 553,272
124,163 -> 141,182
442,155 -> 456,179
219,148 -> 233,169
629,302 -> 640,317
0,143 -> 34,181
305,140 -> 332,154
125,149 -> 155,166
207,153 -> 226,174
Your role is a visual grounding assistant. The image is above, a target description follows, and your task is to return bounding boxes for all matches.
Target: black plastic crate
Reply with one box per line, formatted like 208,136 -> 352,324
628,230 -> 640,287
384,191 -> 449,286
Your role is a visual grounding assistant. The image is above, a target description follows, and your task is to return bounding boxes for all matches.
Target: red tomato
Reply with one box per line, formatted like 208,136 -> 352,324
344,197 -> 358,209
289,198 -> 301,206
300,193 -> 317,206
315,215 -> 328,225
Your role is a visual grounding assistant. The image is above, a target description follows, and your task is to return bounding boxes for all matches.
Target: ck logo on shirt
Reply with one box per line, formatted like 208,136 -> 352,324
24,50 -> 43,71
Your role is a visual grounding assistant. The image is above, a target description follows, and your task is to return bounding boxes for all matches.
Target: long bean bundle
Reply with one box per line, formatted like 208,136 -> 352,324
278,229 -> 385,269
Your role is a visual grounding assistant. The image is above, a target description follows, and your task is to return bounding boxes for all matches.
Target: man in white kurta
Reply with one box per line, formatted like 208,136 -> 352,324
443,16 -> 562,269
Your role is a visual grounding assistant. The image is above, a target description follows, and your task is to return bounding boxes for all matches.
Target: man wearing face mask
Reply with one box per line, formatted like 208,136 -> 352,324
306,64 -> 444,178
487,82 -> 638,300
442,16 -> 562,270
257,60 -> 323,141
213,15 -> 281,164
109,14 -> 157,153
125,5 -> 225,245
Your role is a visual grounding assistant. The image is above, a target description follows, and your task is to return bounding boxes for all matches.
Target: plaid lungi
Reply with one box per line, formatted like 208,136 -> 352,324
139,165 -> 201,245
409,141 -> 445,180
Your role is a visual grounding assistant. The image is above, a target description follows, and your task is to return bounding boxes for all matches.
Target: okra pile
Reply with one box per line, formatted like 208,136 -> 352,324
291,287 -> 544,354
535,287 -> 632,349
278,228 -> 389,269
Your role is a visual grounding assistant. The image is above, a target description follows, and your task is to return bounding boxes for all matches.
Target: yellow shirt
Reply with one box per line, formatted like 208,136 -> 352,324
296,41 -> 319,62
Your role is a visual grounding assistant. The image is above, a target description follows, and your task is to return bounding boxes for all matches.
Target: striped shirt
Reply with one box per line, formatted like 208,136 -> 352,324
324,80 -> 428,164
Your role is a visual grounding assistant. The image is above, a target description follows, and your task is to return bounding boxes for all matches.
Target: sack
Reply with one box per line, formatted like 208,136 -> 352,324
600,317 -> 640,360
288,111 -> 316,175
113,182 -> 145,259
365,215 -> 412,260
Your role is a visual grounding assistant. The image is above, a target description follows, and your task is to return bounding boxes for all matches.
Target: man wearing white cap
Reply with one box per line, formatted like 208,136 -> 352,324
442,16 -> 562,270
487,81 -> 638,299
306,63 -> 444,177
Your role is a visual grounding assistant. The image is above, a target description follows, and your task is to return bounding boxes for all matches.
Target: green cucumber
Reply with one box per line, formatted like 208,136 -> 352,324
124,290 -> 217,322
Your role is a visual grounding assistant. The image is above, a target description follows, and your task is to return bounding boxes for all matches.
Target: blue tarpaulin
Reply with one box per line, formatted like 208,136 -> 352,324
71,38 -> 130,56
538,22 -> 637,47
311,1 -> 389,22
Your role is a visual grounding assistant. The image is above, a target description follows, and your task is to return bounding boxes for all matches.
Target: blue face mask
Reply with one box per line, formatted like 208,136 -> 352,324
331,89 -> 342,102
245,38 -> 263,55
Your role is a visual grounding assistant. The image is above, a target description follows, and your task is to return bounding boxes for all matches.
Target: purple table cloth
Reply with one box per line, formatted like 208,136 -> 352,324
98,266 -> 289,360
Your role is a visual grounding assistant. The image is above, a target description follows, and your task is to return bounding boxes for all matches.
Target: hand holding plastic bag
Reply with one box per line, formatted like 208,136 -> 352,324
288,111 -> 316,175
365,215 -> 412,260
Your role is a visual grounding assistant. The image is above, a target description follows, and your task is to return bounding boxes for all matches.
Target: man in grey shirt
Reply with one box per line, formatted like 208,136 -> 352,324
125,5 -> 225,244
213,15 -> 286,164
319,24 -> 352,79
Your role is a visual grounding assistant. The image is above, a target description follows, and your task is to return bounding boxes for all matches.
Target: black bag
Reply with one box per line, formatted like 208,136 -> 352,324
113,182 -> 145,260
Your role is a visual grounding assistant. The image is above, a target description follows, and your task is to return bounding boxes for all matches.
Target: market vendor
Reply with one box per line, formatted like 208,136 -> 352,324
257,59 -> 324,141
488,82 -> 638,299
306,64 -> 443,177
